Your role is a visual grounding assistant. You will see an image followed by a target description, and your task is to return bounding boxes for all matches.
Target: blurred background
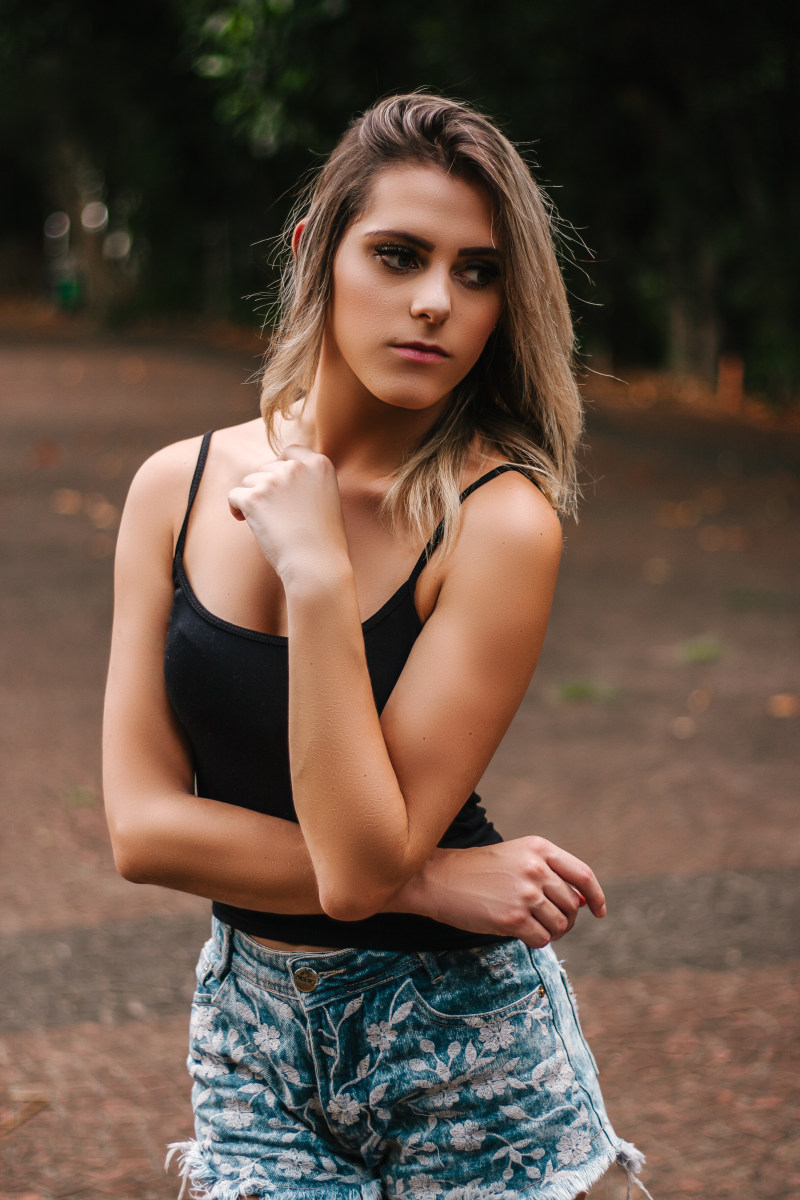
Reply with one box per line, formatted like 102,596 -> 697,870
0,2 -> 798,1198
2,0 -> 800,403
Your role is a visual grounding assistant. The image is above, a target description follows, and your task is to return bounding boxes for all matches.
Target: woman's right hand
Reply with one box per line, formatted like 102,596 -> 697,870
388,837 -> 606,949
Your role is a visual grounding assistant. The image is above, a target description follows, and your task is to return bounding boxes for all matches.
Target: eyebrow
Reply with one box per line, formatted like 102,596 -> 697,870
365,229 -> 501,258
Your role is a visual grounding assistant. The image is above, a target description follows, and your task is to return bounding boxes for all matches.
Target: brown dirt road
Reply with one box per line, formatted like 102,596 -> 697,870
1,333 -> 798,1198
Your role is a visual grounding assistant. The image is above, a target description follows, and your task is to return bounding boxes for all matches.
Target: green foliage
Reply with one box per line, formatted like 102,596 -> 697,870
555,680 -> 621,705
65,785 -> 98,808
178,0 -> 342,156
1,0 -> 798,398
675,635 -> 725,665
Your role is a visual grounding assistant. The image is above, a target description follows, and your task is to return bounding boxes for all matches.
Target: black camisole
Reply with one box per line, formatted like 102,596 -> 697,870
164,430 -> 529,950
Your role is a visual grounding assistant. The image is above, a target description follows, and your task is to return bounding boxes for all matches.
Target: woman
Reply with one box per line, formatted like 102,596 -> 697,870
104,93 -> 649,1200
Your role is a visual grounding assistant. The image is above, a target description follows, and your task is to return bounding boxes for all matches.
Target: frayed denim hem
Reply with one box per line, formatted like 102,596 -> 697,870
613,1140 -> 655,1200
167,1137 -> 653,1200
165,1139 -> 383,1200
516,1138 -> 652,1200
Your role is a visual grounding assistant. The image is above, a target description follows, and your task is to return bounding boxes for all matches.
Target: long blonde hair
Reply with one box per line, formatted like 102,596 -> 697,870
260,92 -> 583,551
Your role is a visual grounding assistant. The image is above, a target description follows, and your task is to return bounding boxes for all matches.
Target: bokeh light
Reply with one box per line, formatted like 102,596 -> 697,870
81,202 -> 109,233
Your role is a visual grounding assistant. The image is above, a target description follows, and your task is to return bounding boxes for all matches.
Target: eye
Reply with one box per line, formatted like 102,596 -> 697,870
374,243 -> 419,272
456,260 -> 501,289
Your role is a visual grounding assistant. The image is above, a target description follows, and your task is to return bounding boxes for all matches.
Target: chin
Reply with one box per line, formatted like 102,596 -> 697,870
364,375 -> 455,413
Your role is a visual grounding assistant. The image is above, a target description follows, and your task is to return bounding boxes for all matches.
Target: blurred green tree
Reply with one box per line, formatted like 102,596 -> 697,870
0,0 -> 796,398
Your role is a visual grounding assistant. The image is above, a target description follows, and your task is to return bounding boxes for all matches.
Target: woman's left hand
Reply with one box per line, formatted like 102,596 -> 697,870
228,445 -> 350,583
388,837 -> 605,949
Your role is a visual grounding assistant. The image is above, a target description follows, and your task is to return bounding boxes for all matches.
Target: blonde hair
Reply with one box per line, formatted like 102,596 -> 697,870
260,92 -> 583,551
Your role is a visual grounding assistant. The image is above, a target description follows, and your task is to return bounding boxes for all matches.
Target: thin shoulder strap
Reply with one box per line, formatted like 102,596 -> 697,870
174,430 -> 214,570
407,463 -> 535,586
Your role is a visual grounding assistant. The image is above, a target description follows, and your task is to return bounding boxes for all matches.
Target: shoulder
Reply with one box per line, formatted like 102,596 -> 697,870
424,465 -> 562,629
120,420 -> 269,559
458,466 -> 563,567
110,437 -> 204,583
126,433 -> 205,505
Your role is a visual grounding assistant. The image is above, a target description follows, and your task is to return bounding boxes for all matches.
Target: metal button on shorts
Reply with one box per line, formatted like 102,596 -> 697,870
293,967 -> 320,992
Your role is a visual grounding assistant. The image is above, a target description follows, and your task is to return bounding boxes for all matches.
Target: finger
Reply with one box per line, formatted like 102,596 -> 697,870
532,893 -> 577,940
227,487 -> 249,521
542,877 -> 582,925
516,916 -> 554,950
539,844 -> 606,917
280,443 -> 329,466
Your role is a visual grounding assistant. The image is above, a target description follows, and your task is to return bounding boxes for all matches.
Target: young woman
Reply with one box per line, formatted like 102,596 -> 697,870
103,93 -> 649,1200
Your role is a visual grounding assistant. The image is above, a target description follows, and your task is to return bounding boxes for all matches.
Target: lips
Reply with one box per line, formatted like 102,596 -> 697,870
392,342 -> 450,362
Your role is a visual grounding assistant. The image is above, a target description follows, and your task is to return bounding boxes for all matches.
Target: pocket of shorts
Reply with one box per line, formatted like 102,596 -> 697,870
408,943 -> 546,1025
192,947 -> 232,1008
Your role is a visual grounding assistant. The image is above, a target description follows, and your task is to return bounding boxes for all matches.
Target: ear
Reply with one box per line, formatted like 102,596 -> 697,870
291,221 -> 306,259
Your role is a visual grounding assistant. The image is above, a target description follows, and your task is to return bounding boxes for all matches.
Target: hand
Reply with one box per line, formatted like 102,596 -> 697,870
399,836 -> 606,949
228,445 -> 349,583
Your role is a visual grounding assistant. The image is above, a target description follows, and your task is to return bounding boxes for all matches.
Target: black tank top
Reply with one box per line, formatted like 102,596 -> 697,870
164,430 -> 530,950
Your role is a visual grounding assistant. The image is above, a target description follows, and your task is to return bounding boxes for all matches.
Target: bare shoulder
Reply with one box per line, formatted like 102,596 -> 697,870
123,420 -> 263,531
457,466 -> 563,568
126,433 -> 204,505
423,464 -> 563,631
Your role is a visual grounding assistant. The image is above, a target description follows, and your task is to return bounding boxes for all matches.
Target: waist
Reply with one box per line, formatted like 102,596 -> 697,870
248,933 -> 334,953
212,900 -> 508,954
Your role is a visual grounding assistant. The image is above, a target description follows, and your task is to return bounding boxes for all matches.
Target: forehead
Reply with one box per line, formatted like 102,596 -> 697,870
349,164 -> 498,248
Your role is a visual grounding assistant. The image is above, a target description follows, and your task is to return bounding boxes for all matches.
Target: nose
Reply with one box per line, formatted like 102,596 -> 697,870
409,267 -> 451,324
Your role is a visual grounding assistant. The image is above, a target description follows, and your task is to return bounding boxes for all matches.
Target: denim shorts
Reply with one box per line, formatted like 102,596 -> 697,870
167,918 -> 646,1200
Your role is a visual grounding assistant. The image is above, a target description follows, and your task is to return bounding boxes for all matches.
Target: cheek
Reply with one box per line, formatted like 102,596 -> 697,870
465,301 -> 502,361
329,269 -> 390,355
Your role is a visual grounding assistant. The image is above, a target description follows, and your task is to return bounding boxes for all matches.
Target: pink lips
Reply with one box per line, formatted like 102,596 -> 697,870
392,342 -> 449,363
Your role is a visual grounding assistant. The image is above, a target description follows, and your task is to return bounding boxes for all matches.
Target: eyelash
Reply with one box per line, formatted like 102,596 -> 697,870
373,243 -> 500,290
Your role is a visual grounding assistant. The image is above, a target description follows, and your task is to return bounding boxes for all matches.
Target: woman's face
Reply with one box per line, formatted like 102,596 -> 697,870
321,164 -> 504,414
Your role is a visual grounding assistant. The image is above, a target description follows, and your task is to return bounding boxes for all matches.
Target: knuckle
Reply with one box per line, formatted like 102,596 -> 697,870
502,910 -> 527,938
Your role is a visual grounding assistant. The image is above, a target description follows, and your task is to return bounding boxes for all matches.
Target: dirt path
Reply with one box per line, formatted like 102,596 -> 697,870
1,335 -> 798,1198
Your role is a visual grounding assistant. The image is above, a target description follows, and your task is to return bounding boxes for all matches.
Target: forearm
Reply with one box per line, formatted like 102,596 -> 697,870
108,788 -> 326,914
109,781 -> 459,923
286,564 -> 413,918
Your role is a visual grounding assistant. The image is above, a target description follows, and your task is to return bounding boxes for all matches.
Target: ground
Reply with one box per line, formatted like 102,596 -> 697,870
0,328 -> 797,1199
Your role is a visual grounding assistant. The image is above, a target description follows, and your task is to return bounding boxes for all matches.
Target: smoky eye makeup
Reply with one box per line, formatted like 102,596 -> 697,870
373,242 -> 420,271
370,240 -> 502,289
458,259 -> 502,288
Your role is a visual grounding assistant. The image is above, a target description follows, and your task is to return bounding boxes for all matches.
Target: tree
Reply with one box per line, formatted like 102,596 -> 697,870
1,0 -> 796,397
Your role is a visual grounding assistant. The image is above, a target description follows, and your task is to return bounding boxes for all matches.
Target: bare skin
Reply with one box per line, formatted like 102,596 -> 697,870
103,164 -> 606,959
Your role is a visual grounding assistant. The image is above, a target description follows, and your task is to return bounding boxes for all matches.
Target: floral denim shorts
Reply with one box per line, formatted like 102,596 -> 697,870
167,918 -> 646,1200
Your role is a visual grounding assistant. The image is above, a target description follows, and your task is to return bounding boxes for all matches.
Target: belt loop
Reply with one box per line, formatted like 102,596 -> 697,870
212,923 -> 234,981
417,951 -> 445,985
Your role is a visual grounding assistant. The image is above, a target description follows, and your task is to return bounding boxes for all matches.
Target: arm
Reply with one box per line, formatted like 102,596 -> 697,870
103,440 -> 328,913
106,442 -> 604,947
229,447 -> 593,932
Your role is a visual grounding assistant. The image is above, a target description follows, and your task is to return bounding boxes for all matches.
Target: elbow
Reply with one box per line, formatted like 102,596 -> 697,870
314,840 -> 422,921
106,809 -> 157,885
110,835 -> 151,885
319,889 -> 383,924
319,874 -> 401,923
318,865 -> 422,923
316,852 -> 421,923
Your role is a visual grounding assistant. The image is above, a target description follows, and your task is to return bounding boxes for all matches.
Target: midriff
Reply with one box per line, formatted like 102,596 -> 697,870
249,934 -> 339,954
